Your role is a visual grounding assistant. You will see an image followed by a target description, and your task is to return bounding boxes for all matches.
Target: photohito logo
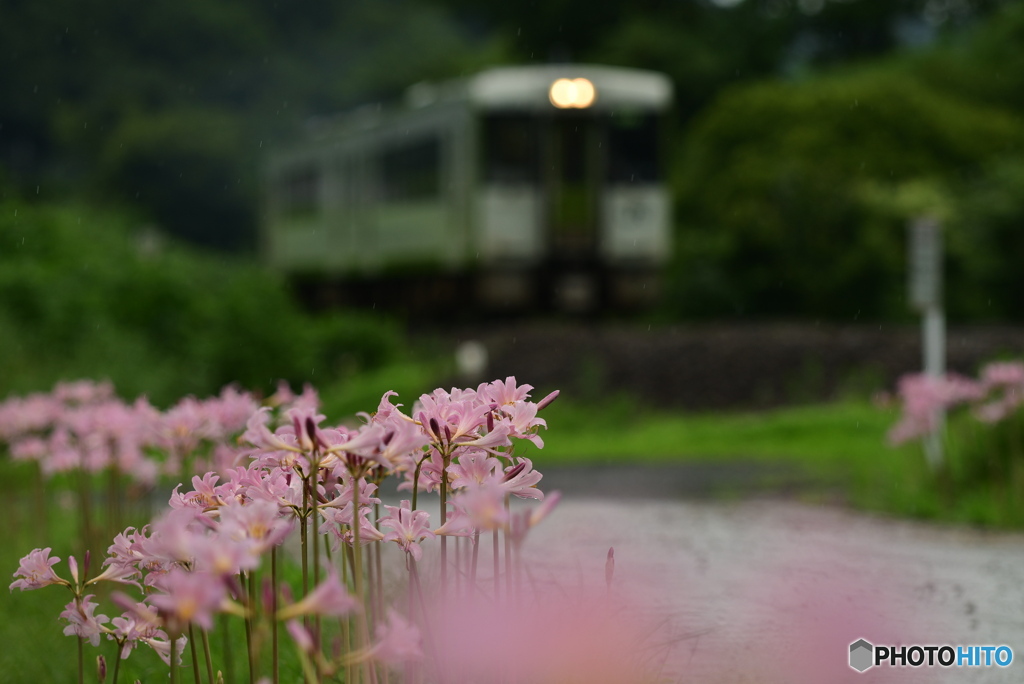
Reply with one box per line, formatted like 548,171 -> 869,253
849,639 -> 1013,672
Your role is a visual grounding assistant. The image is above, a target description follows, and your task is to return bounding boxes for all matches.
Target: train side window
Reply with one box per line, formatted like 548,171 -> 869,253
381,137 -> 441,201
280,165 -> 320,217
607,113 -> 660,183
482,114 -> 539,184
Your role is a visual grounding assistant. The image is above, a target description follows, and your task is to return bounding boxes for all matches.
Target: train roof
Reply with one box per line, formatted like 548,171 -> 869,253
456,64 -> 673,112
297,64 -> 673,145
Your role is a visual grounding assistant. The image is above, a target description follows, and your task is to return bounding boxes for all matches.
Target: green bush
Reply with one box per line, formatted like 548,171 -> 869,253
0,200 -> 404,404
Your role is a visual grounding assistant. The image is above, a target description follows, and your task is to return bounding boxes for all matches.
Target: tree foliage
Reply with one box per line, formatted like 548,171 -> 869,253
669,3 -> 1024,321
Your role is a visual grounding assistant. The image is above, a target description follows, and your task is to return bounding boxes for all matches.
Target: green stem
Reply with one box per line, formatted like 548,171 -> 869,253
492,530 -> 500,601
504,496 -> 512,598
301,476 -> 310,600
201,629 -> 214,684
470,530 -> 480,591
189,624 -> 201,684
351,467 -> 368,684
220,614 -> 235,684
170,634 -> 180,684
111,642 -> 122,684
311,469 -> 322,659
248,569 -> 258,684
242,574 -> 255,684
374,506 -> 384,625
272,546 -> 279,684
77,635 -> 84,684
298,649 -> 318,684
440,451 -> 450,593
411,455 -> 428,512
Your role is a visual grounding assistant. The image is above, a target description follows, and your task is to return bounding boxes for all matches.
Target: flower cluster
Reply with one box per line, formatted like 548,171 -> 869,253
9,376 -> 561,683
887,361 -> 1024,444
0,379 -> 271,483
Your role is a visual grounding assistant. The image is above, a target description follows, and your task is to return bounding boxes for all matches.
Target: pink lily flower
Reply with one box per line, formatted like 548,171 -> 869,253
60,595 -> 110,646
10,547 -> 69,591
380,501 -> 435,562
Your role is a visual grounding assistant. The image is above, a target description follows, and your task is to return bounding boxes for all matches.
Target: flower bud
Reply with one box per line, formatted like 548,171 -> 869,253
96,655 -> 107,683
305,416 -> 319,450
537,390 -> 560,411
68,555 -> 79,587
503,462 -> 526,482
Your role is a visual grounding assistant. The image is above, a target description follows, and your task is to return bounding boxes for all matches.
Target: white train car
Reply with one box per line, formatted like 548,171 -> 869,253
262,64 -> 673,312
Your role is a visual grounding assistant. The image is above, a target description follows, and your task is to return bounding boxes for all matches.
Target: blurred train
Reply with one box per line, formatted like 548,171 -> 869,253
261,64 -> 673,312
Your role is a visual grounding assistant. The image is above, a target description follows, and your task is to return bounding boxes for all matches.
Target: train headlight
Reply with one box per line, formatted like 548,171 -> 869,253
549,78 -> 596,109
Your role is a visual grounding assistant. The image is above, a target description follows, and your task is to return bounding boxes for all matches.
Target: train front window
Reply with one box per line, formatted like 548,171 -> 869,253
482,115 -> 539,184
280,165 -> 320,217
381,137 -> 441,201
607,112 -> 660,184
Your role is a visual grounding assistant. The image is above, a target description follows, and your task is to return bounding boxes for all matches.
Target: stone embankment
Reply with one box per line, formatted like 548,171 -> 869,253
438,322 -> 1024,409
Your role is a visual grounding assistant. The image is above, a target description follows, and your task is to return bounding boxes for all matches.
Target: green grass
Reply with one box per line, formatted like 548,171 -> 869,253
522,394 -> 1024,528
532,396 -> 894,465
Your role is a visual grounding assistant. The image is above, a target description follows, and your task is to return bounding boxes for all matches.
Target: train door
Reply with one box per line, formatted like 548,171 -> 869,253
543,114 -> 604,311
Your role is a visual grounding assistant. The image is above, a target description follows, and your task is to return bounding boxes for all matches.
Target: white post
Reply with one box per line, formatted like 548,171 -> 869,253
909,216 -> 945,470
923,304 -> 945,470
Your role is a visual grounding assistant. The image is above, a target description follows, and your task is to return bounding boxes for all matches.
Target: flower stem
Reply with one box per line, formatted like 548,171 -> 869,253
201,628 -> 215,684
504,496 -> 512,598
111,643 -> 122,684
311,469 -> 321,658
470,530 -> 480,590
242,573 -> 255,684
440,452 -> 450,594
170,635 -> 179,684
272,546 -> 279,684
492,530 -> 500,601
351,469 -> 367,684
301,476 -> 310,600
220,614 -> 235,684
411,455 -> 428,512
189,624 -> 201,684
77,635 -> 84,684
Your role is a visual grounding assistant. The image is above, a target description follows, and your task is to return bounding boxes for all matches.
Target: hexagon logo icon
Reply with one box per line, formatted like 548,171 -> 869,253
850,639 -> 874,672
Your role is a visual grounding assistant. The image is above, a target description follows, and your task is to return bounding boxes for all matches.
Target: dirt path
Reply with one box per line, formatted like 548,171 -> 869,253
523,497 -> 1024,683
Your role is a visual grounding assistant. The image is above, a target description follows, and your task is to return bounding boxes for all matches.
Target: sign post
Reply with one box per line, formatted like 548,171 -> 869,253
908,216 -> 945,469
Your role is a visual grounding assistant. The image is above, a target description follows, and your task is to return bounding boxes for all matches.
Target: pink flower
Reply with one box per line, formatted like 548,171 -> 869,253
888,373 -> 983,444
479,376 -> 534,407
145,634 -> 188,666
448,483 -> 507,533
277,568 -> 359,619
320,503 -> 385,547
286,619 -> 314,653
501,401 -> 547,448
371,609 -> 423,664
380,501 -> 435,562
60,595 -> 110,646
447,451 -> 501,490
500,458 -> 544,501
189,534 -> 259,578
149,568 -> 226,632
218,499 -> 294,553
981,361 -> 1024,388
10,547 -> 68,591
242,407 -> 303,456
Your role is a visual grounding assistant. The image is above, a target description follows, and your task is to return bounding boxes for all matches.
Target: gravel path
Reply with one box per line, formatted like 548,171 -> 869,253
522,497 -> 1024,683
